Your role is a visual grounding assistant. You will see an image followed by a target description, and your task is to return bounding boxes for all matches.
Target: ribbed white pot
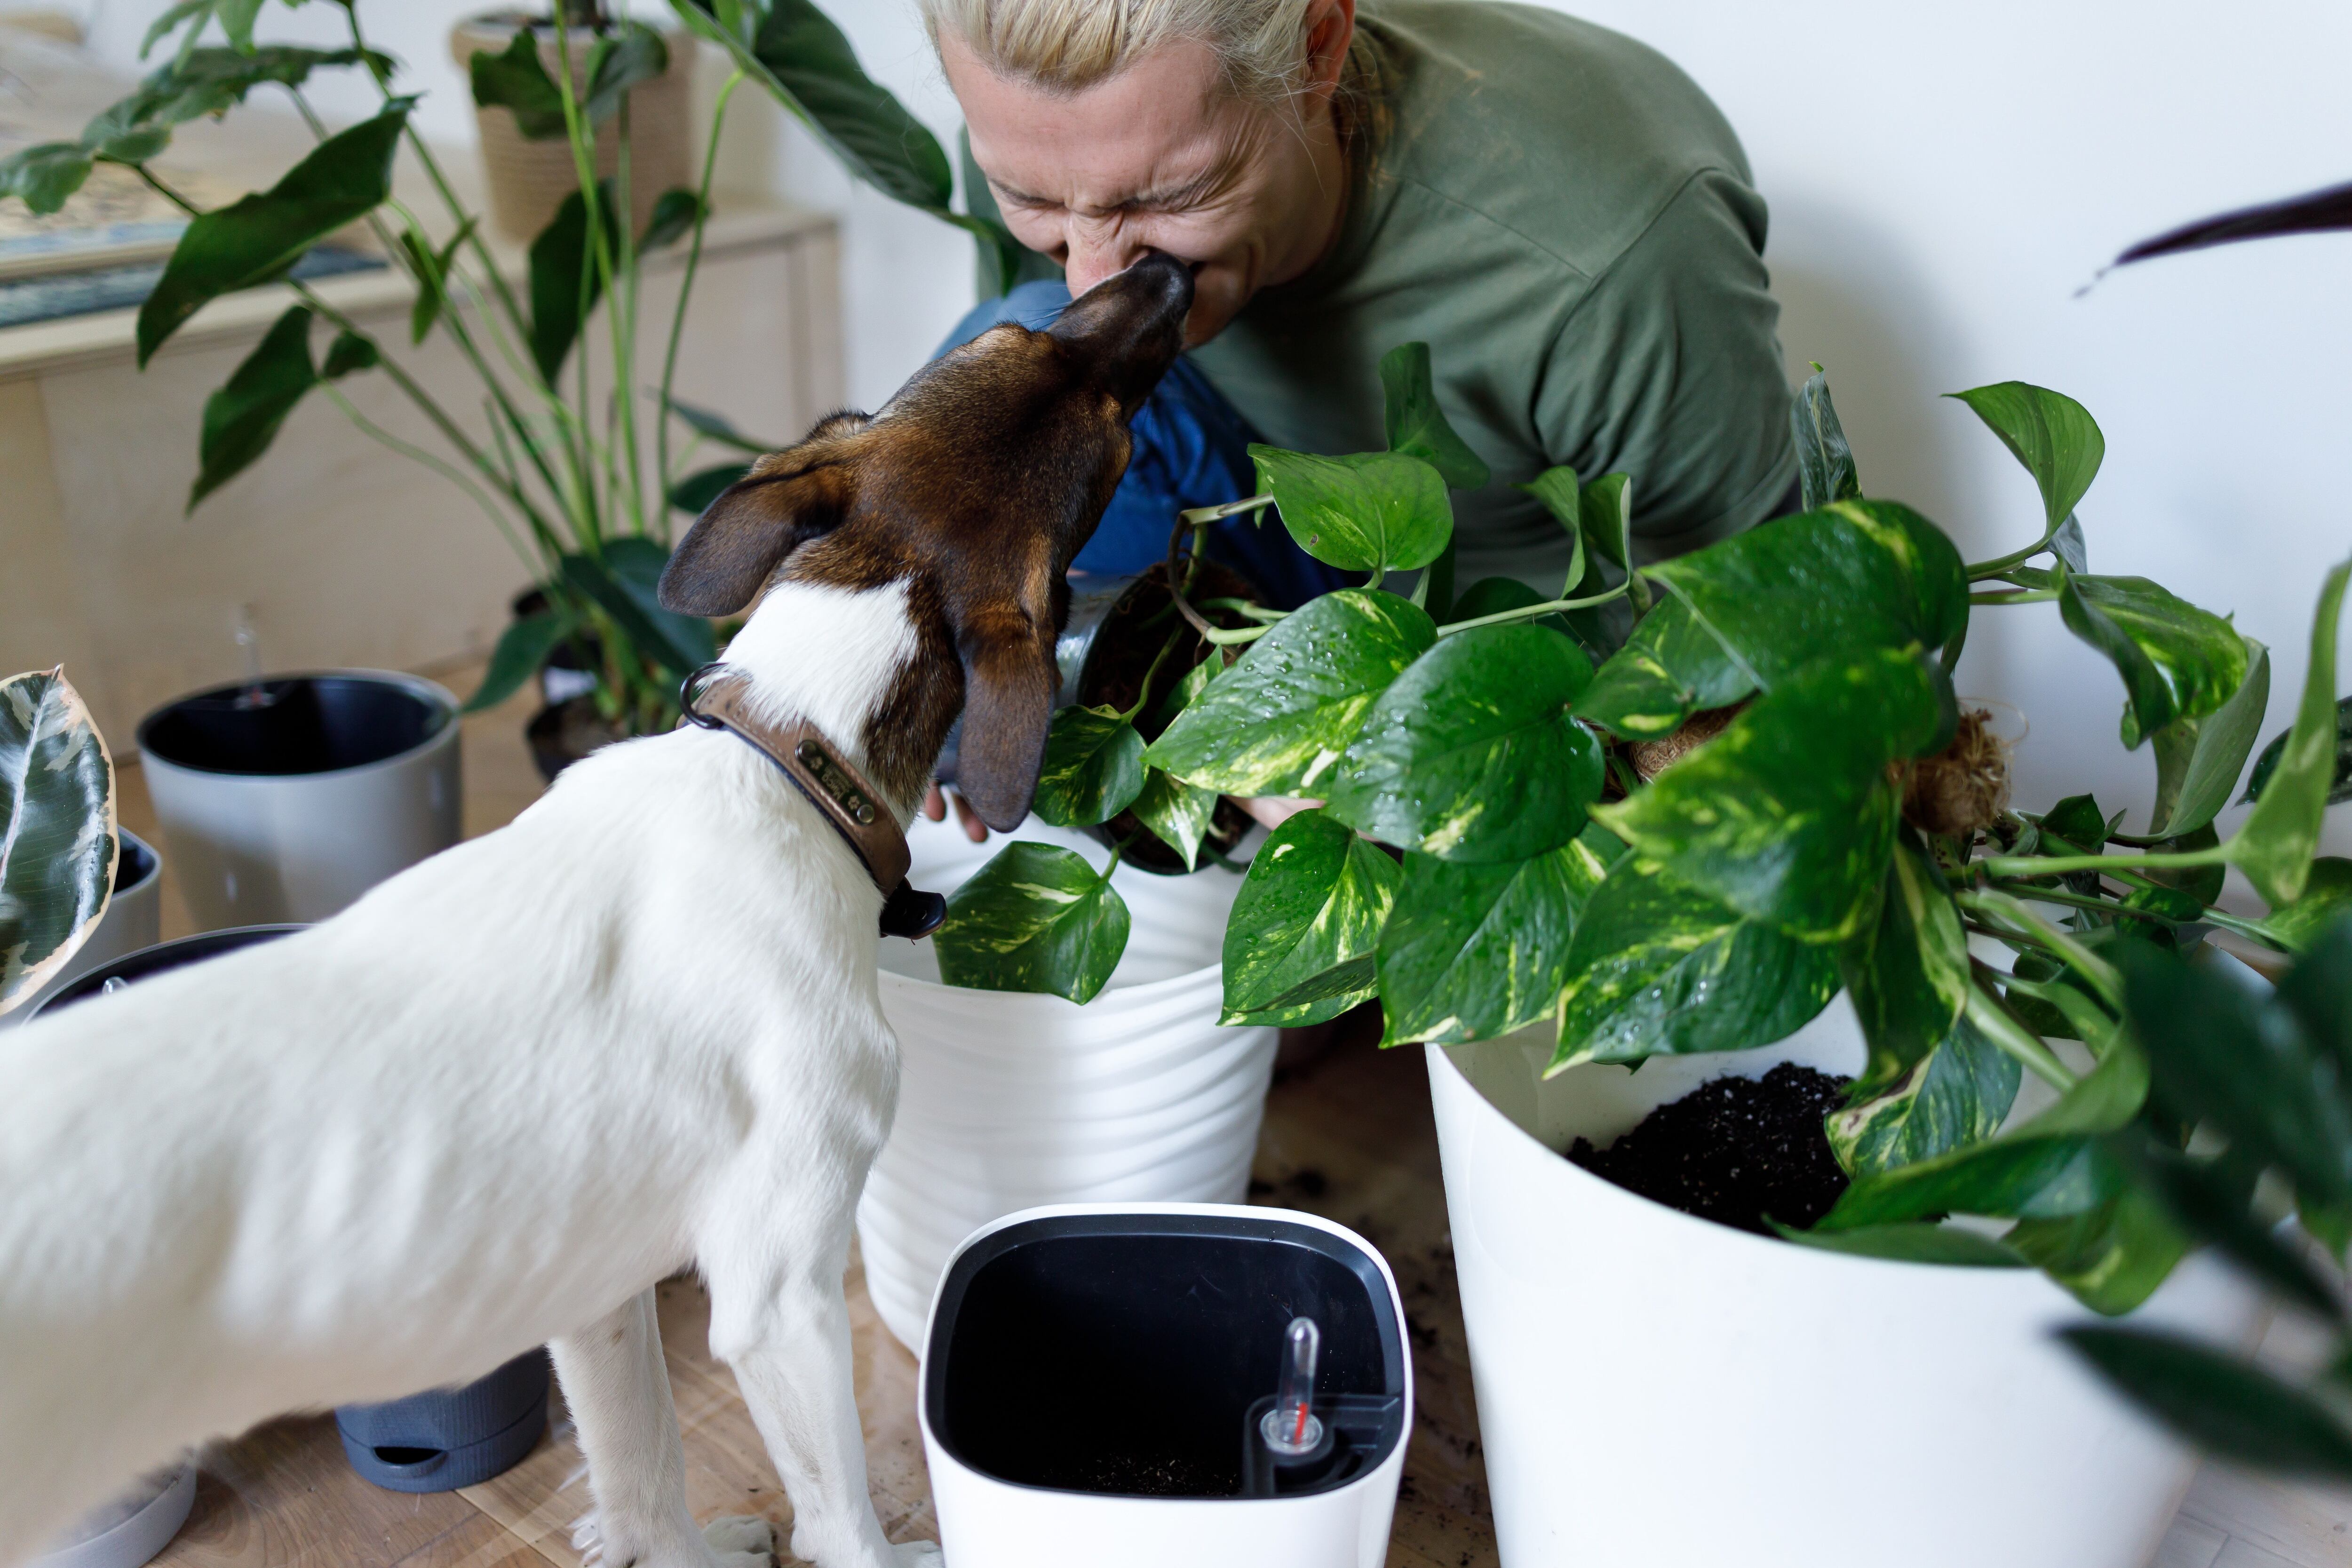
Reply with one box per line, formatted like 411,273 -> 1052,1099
858,818 -> 1277,1350
1427,997 -> 2272,1568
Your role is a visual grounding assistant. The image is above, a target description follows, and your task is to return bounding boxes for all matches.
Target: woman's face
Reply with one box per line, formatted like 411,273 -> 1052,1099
941,31 -> 1349,347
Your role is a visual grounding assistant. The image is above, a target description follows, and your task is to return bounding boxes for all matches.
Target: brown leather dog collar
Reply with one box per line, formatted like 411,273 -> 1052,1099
679,664 -> 946,940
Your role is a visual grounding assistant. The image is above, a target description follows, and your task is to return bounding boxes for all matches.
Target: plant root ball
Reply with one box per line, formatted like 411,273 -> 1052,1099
1904,708 -> 2011,839
1628,701 -> 1747,782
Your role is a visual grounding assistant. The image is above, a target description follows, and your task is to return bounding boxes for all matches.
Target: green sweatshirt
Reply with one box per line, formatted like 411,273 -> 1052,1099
1188,0 -> 1796,588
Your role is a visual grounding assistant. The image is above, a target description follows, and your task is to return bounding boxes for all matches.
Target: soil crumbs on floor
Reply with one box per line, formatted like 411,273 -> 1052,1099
1569,1063 -> 1853,1235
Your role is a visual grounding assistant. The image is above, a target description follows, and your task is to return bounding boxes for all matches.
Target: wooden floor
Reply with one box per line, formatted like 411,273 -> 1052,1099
104,672 -> 2351,1568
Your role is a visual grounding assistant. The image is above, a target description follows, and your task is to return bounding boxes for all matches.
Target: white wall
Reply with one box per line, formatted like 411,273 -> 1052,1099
73,0 -> 2352,879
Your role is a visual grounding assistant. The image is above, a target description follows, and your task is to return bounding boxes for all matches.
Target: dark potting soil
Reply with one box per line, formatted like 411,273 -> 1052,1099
1568,1063 -> 1854,1236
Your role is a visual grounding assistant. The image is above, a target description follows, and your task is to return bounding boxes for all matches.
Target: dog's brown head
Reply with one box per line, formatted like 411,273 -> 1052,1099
657,253 -> 1194,831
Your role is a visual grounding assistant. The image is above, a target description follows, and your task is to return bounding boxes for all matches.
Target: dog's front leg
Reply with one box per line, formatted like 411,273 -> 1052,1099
706,1253 -> 937,1568
553,1289 -> 775,1568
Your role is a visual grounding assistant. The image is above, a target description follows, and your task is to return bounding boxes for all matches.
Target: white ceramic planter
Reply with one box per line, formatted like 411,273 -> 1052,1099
30,1461 -> 195,1568
858,817 -> 1277,1350
919,1204 -> 1410,1568
137,672 -> 461,930
1427,996 -> 2271,1568
5,829 -> 161,1028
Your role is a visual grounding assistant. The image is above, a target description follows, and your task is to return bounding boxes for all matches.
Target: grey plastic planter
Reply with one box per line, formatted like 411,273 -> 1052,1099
137,672 -> 461,928
335,1348 -> 551,1493
28,1463 -> 195,1568
5,828 -> 161,1028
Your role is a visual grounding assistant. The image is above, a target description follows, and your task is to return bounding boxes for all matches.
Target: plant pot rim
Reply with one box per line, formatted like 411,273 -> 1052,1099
879,961 -> 1225,1011
135,669 -> 458,784
1428,1035 -> 2066,1288
115,828 -> 161,899
29,925 -> 304,1023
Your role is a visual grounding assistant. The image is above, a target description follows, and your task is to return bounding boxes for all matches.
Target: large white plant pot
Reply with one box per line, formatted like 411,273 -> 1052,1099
137,672 -> 461,930
858,817 -> 1277,1350
1427,996 -> 2271,1568
5,828 -> 161,1028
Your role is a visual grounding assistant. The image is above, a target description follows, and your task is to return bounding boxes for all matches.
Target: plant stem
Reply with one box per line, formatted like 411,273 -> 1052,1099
1196,598 -> 1287,622
320,385 -> 533,567
1118,634 -> 1182,724
127,163 -> 199,215
1201,622 -> 1271,646
1978,844 -> 2228,881
657,69 -> 744,511
1435,581 -> 1629,637
1965,981 -> 2080,1090
1966,519 -> 2068,581
1971,588 -> 2059,606
1992,882 -> 2177,926
1956,887 -> 2123,1011
1181,494 -> 1272,525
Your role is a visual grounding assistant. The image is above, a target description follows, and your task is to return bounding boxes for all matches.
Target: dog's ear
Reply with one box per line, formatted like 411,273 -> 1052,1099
657,463 -> 850,617
950,595 -> 1062,832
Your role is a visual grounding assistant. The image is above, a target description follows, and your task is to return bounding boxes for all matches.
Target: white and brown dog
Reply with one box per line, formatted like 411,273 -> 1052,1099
0,254 -> 1196,1568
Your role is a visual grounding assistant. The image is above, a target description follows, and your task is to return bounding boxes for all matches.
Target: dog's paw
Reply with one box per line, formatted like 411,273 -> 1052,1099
888,1543 -> 943,1567
702,1515 -> 775,1567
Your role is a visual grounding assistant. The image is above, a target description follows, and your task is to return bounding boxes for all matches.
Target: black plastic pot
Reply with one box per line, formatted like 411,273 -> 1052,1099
32,925 -> 305,1017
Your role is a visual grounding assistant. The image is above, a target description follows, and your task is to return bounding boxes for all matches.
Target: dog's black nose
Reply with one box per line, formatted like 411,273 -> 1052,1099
1047,251 -> 1195,416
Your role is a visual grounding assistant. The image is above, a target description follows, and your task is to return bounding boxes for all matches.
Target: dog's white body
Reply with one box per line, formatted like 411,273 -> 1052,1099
0,581 -> 939,1568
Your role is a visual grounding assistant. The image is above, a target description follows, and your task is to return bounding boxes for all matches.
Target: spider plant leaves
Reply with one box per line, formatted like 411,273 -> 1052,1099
1249,447 -> 1452,575
2243,696 -> 2352,809
1638,500 -> 1967,687
560,536 -> 715,680
2150,637 -> 2271,837
1374,836 -> 1611,1047
1219,812 -> 1398,1027
2064,1325 -> 2352,1482
1144,589 -> 1434,796
2112,179 -> 2352,270
2230,559 -> 2352,908
667,463 -> 750,516
136,100 -> 411,367
469,29 -> 568,138
464,608 -> 576,714
1829,1012 -> 2020,1178
1379,341 -> 1488,491
1033,705 -> 1144,828
2055,568 -> 2248,750
1791,365 -> 1860,512
934,841 -> 1130,1005
188,303 -> 317,510
673,0 -> 955,214
0,669 -> 117,1017
1550,860 -> 1840,1071
1592,647 -> 1943,942
1574,594 -> 1756,740
1129,769 -> 1217,872
1948,381 -> 2106,537
1325,623 -> 1601,864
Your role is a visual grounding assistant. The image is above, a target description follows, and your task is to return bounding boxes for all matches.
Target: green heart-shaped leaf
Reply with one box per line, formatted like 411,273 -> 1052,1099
1375,837 -> 1611,1046
2005,1184 -> 2190,1316
1828,1012 -> 2020,1177
1221,812 -> 1398,1027
1250,447 -> 1452,574
2230,560 -> 2351,907
934,841 -> 1130,1004
2056,569 -> 2249,749
1130,768 -> 1217,872
469,28 -> 568,138
1326,623 -> 1601,863
2150,637 -> 2270,836
2243,695 -> 2352,809
1378,341 -> 1488,491
1033,705 -> 1144,828
1575,594 -> 1757,740
1948,381 -> 2106,534
1144,589 -> 1434,796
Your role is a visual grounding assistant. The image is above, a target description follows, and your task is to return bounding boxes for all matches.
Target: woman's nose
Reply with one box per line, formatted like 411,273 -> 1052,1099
1063,222 -> 1145,300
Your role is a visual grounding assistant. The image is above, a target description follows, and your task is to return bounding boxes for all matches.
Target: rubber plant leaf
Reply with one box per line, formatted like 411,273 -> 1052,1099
1574,594 -> 1756,740
1220,812 -> 1399,1027
1791,365 -> 1860,512
1145,589 -> 1435,796
469,28 -> 568,139
1326,623 -> 1601,864
2055,568 -> 2248,750
1549,860 -> 1839,1072
1378,341 -> 1489,491
136,100 -> 412,366
583,24 -> 669,127
1638,499 -> 1967,688
2243,695 -> 2352,808
2229,559 -> 2351,907
1947,381 -> 2105,538
933,841 -> 1130,1005
2112,179 -> 2352,269
2065,1325 -> 2352,1480
528,183 -> 625,382
465,609 -> 575,715
0,668 -> 117,1016
1374,836 -> 1610,1047
671,0 -> 955,215
1128,769 -> 1217,872
667,463 -> 750,516
1033,705 -> 1145,828
1249,446 -> 1452,575
2149,637 -> 2270,837
189,303 -> 316,511
1592,646 -> 1943,942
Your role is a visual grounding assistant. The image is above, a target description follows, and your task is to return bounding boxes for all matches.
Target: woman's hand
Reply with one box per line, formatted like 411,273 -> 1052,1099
923,781 -> 992,844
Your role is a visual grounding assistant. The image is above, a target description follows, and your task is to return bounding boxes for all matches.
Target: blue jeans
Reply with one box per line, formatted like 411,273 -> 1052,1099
937,282 -> 1344,609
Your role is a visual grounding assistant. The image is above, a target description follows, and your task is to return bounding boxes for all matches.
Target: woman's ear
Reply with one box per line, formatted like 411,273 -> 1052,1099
657,463 -> 849,617
950,599 -> 1060,832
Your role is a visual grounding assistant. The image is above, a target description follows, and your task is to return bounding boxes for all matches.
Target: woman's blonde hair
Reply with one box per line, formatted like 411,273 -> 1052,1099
920,0 -> 1320,105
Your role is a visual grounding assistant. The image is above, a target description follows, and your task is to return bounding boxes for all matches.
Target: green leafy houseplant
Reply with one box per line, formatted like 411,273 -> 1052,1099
0,669 -> 117,1015
0,0 -> 1018,739
932,342 -> 2351,1319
